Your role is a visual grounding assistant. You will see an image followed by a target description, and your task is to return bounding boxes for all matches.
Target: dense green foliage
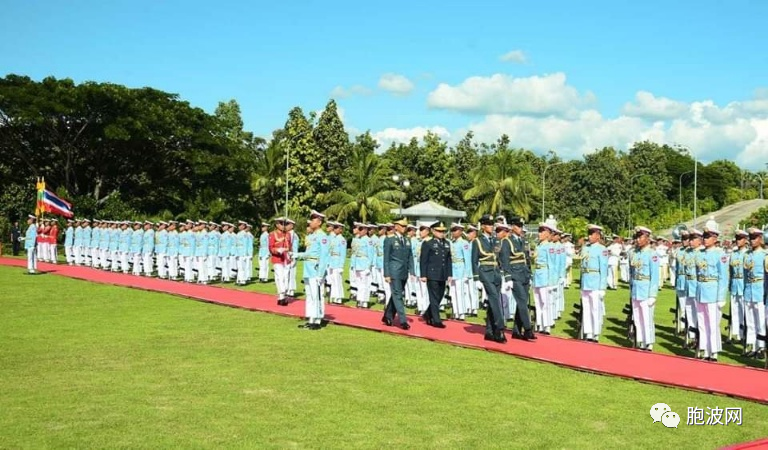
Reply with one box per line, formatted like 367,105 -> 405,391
2,75 -> 765,240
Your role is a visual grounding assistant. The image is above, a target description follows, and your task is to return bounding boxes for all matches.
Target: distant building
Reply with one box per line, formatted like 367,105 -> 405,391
390,200 -> 467,227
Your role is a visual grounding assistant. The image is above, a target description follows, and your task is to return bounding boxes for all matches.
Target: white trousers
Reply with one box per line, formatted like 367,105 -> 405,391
65,245 -> 74,264
328,267 -> 344,300
36,242 -> 45,262
74,246 -> 82,265
696,302 -> 722,357
619,261 -> 629,283
354,270 -> 371,306
730,295 -> 745,339
100,248 -> 108,269
157,254 -> 167,278
121,251 -> 130,273
236,256 -> 248,284
90,247 -> 99,267
416,278 -> 429,313
288,262 -> 297,294
534,287 -> 553,330
631,298 -> 655,347
205,255 -> 215,281
168,254 -> 179,279
608,264 -> 619,289
501,280 -> 514,320
183,256 -> 195,282
581,290 -> 605,339
450,277 -> 468,318
304,277 -> 324,323
26,247 -> 37,272
110,250 -> 120,271
685,297 -> 699,339
143,253 -> 154,276
745,302 -> 766,349
196,256 -> 208,283
466,278 -> 479,313
348,265 -> 357,297
669,266 -> 676,287
132,252 -> 143,275
272,263 -> 288,298
258,257 -> 269,281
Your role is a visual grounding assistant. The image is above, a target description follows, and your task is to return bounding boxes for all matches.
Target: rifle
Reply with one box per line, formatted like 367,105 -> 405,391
623,303 -> 635,347
572,302 -> 583,340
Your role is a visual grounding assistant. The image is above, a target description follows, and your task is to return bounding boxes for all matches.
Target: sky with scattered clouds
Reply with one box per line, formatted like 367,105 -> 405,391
2,0 -> 767,169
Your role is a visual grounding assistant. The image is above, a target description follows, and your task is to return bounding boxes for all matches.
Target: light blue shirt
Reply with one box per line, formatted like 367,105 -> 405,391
24,224 -> 37,250
119,228 -> 131,253
167,230 -> 179,257
155,229 -> 169,254
695,247 -> 728,303
194,230 -> 208,257
743,248 -> 766,304
630,246 -> 660,301
259,231 -> 269,258
296,230 -> 330,278
130,229 -> 143,253
90,227 -> 101,248
729,248 -> 746,296
329,233 -> 347,269
207,230 -> 220,256
350,236 -> 374,271
580,242 -> 609,291
64,226 -> 74,247
533,241 -> 554,288
142,229 -> 155,254
451,237 -> 472,279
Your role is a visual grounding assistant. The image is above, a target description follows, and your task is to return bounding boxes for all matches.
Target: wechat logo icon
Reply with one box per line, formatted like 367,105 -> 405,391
650,403 -> 679,428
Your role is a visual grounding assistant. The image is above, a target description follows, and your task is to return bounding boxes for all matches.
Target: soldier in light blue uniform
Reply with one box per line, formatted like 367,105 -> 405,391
194,221 -> 209,284
350,223 -> 374,308
73,219 -> 84,265
155,222 -> 169,279
218,222 -> 233,282
629,226 -> 660,351
233,221 -> 248,285
206,222 -> 220,282
130,221 -> 144,276
369,225 -> 383,302
533,223 -> 556,334
728,230 -> 748,343
328,222 -> 347,304
64,219 -> 75,265
118,221 -> 131,273
166,221 -> 180,280
89,220 -> 101,268
684,229 -> 704,347
674,232 -> 690,334
181,221 -> 196,282
580,224 -> 609,342
23,215 -> 38,274
695,227 -> 729,361
743,227 -> 766,358
108,221 -> 120,272
294,210 -> 331,330
286,219 -> 299,297
81,219 -> 92,266
99,221 -> 111,270
258,222 -> 270,282
244,223 -> 254,282
142,221 -> 155,277
448,223 -> 473,320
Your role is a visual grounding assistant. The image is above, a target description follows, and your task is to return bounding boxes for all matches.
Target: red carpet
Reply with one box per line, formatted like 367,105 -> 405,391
4,257 -> 768,404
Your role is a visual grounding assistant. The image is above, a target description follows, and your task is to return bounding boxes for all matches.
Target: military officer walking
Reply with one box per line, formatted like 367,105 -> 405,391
382,218 -> 413,330
420,221 -> 452,328
472,215 -> 505,342
507,217 -> 536,340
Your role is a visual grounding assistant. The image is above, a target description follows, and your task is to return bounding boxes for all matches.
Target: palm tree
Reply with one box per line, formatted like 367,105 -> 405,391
250,140 -> 285,216
320,147 -> 401,223
463,147 -> 537,222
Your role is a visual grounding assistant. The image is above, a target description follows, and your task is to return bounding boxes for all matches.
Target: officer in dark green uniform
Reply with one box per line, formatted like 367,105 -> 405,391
472,214 -> 506,342
382,218 -> 413,330
420,221 -> 452,328
509,216 -> 536,340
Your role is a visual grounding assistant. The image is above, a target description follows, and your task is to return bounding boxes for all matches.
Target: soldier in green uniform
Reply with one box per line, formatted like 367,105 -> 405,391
382,218 -> 413,330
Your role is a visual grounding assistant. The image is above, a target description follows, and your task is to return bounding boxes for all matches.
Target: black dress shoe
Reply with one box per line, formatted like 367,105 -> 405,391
495,333 -> 507,343
484,333 -> 495,341
523,329 -> 537,340
433,322 -> 446,329
399,323 -> 410,330
297,323 -> 310,328
511,330 -> 524,340
309,323 -> 322,330
382,317 -> 393,326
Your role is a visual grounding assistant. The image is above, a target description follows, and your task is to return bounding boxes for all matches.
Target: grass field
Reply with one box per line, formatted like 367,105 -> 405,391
0,264 -> 766,449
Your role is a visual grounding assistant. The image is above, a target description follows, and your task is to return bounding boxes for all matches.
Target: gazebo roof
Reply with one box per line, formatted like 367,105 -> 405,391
391,200 -> 467,218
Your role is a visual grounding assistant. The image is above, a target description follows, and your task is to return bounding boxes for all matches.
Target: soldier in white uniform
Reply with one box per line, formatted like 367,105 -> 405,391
607,236 -> 623,289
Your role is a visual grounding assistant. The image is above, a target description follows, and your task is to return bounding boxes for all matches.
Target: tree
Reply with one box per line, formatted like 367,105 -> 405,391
313,99 -> 350,192
319,146 -> 401,224
283,107 -> 318,216
463,146 -> 537,222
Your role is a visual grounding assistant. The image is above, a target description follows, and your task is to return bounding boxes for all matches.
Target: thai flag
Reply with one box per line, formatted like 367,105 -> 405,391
42,189 -> 74,218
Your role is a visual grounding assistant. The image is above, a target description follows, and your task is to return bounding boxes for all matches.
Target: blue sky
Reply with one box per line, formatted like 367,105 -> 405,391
2,0 -> 767,168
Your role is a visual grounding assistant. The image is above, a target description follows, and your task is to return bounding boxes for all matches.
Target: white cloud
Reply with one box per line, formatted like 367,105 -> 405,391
330,85 -> 372,99
499,50 -> 527,64
372,126 -> 450,149
378,73 -> 415,96
621,91 -> 689,120
426,72 -> 595,117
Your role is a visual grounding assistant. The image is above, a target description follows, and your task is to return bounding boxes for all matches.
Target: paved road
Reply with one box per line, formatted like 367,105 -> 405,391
661,199 -> 768,237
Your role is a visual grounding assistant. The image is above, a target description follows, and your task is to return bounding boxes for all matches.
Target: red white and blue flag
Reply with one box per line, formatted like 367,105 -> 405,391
42,189 -> 74,218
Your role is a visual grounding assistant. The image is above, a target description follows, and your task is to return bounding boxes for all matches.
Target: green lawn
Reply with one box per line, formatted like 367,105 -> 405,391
0,265 -> 765,449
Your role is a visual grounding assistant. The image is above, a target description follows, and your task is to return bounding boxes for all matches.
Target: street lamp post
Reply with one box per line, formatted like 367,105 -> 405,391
283,130 -> 311,221
679,171 -> 692,222
392,174 -> 410,216
541,161 -> 565,220
627,174 -> 643,232
675,143 -> 698,228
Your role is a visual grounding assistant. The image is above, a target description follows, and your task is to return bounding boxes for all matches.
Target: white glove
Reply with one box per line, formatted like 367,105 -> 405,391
718,301 -> 726,309
475,280 -> 482,290
597,290 -> 606,299
648,298 -> 656,307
